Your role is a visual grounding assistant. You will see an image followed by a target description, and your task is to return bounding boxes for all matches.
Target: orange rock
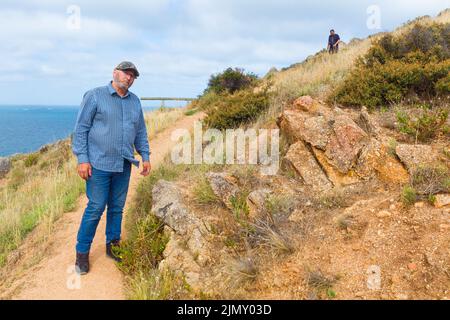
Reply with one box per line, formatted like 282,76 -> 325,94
276,110 -> 308,143
312,147 -> 360,187
292,96 -> 317,113
407,263 -> 418,271
356,139 -> 409,184
325,115 -> 369,174
284,141 -> 332,191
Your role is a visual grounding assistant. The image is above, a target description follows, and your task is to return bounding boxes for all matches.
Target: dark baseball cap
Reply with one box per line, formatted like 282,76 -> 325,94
115,61 -> 140,78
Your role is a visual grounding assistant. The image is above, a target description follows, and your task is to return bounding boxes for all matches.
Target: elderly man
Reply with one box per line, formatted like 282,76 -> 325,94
72,61 -> 151,275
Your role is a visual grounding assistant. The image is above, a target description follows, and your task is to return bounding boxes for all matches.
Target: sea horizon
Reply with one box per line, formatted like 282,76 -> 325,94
0,104 -> 184,157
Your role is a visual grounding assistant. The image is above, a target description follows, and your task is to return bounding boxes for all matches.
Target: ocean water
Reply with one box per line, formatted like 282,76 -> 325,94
0,105 -> 163,157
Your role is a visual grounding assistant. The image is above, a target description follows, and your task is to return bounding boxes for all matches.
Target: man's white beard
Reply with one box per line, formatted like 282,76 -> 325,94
115,80 -> 129,91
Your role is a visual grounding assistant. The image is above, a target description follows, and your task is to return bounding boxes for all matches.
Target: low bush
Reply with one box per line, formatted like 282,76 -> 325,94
396,105 -> 449,142
203,88 -> 271,129
205,68 -> 258,95
331,22 -> 450,108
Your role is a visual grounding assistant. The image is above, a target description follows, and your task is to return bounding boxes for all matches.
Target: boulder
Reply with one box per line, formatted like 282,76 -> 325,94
152,180 -> 210,266
283,141 -> 332,191
357,107 -> 380,137
0,157 -> 11,179
434,194 -> 450,208
312,147 -> 360,186
395,144 -> 436,173
246,189 -> 273,223
302,116 -> 332,150
158,229 -> 202,290
325,115 -> 369,174
292,96 -> 317,113
355,139 -> 409,184
276,109 -> 308,143
206,172 -> 239,210
152,180 -> 197,235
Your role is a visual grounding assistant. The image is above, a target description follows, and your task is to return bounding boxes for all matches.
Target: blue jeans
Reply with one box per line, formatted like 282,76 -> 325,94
76,159 -> 132,254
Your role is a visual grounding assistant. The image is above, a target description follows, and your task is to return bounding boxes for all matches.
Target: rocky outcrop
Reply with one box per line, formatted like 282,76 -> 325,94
277,96 -> 411,189
158,228 -> 203,290
302,116 -> 332,150
434,194 -> 450,208
276,109 -> 309,143
206,172 -> 239,210
283,141 -> 332,191
395,144 -> 436,173
355,139 -> 409,184
152,180 -> 211,274
312,147 -> 360,186
324,115 -> 369,174
247,189 -> 274,223
152,180 -> 200,235
356,106 -> 380,137
292,96 -> 317,113
0,157 -> 11,179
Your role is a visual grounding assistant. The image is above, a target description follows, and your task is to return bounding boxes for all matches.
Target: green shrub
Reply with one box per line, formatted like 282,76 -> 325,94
203,89 -> 271,129
193,91 -> 221,111
193,178 -> 219,205
402,185 -> 417,206
24,153 -> 39,167
184,108 -> 198,116
396,105 -> 448,142
331,22 -> 450,108
118,213 -> 169,276
205,67 -> 258,94
436,73 -> 450,94
229,192 -> 250,222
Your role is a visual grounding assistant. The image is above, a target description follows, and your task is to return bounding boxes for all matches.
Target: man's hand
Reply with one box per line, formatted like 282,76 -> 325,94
141,161 -> 151,176
77,163 -> 92,180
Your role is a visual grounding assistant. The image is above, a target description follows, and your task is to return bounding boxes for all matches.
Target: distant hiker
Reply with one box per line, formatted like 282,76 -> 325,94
72,61 -> 151,275
328,29 -> 341,54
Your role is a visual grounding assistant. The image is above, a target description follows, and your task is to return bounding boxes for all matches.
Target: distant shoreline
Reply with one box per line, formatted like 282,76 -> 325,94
0,106 -> 184,158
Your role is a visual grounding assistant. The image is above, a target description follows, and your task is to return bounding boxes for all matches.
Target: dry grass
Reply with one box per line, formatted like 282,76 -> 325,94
145,107 -> 186,139
125,269 -> 191,300
0,141 -> 84,267
222,255 -> 258,292
391,9 -> 450,37
247,219 -> 294,255
271,39 -> 374,101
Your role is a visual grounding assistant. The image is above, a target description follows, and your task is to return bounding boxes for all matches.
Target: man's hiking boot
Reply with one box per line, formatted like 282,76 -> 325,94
106,240 -> 122,263
75,252 -> 89,275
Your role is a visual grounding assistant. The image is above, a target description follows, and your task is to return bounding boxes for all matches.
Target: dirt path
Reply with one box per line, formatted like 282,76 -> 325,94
4,112 -> 204,300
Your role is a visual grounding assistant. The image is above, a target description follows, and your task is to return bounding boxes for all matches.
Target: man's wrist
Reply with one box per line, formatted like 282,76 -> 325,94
77,154 -> 90,164
141,153 -> 150,162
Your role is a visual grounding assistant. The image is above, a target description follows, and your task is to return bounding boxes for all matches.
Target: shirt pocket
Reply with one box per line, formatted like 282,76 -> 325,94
130,110 -> 141,133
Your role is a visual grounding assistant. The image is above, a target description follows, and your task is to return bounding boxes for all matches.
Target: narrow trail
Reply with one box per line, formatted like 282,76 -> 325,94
4,111 -> 205,300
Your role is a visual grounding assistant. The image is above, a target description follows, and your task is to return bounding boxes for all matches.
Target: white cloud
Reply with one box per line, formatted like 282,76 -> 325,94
40,65 -> 66,76
0,1 -> 449,104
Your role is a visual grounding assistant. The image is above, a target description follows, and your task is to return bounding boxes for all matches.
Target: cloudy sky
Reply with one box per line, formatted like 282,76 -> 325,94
2,0 -> 449,106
